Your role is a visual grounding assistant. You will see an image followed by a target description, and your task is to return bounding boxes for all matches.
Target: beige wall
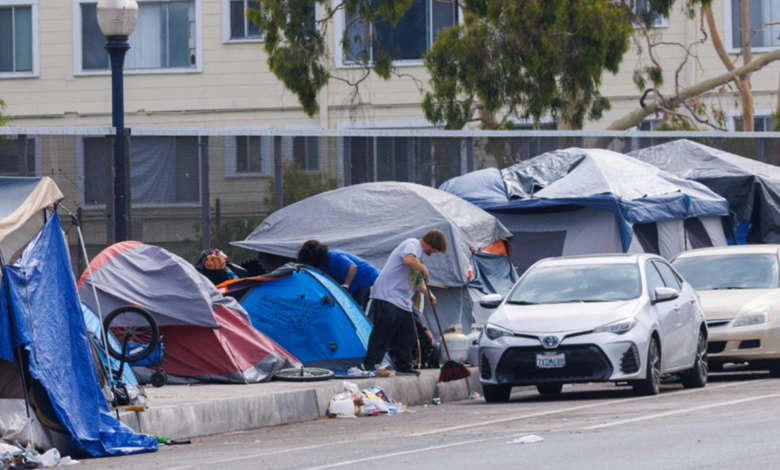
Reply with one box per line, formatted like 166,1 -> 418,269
1,1 -> 779,130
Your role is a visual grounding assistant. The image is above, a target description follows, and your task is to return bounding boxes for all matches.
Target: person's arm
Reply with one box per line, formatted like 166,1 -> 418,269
417,280 -> 437,306
403,254 -> 436,305
342,263 -> 357,290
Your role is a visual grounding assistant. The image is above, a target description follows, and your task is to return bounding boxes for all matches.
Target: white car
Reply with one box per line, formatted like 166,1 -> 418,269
478,254 -> 708,402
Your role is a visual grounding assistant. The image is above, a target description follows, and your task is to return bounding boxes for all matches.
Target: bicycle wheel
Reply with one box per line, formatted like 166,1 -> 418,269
103,306 -> 159,363
273,367 -> 334,382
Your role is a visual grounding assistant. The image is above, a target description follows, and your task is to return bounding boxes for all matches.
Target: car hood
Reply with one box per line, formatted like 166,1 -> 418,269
488,300 -> 641,334
697,289 -> 780,320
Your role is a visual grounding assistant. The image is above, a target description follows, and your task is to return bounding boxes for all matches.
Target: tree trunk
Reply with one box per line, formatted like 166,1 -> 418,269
739,0 -> 754,131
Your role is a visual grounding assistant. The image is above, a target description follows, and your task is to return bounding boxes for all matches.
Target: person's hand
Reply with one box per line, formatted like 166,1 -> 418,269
341,284 -> 350,290
429,292 -> 437,306
422,267 -> 430,283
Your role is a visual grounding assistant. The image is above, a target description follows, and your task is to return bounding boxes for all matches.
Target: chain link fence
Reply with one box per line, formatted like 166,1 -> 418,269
2,127 -> 779,276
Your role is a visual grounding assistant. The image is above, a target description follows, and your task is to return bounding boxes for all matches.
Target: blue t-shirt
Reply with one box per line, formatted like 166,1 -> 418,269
320,250 -> 379,292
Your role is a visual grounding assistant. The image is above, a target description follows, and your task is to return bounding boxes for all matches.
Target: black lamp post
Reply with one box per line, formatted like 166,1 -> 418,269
97,0 -> 138,243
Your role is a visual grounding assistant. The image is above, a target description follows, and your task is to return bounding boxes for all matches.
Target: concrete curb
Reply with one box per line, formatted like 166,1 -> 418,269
119,368 -> 482,440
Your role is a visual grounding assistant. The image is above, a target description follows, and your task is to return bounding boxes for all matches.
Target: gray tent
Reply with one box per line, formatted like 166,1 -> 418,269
232,182 -> 516,334
629,139 -> 780,244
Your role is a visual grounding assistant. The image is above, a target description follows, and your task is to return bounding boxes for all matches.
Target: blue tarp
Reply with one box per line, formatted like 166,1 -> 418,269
0,214 -> 157,457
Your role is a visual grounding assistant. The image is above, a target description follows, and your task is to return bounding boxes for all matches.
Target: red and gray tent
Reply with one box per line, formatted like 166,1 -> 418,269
78,242 -> 299,384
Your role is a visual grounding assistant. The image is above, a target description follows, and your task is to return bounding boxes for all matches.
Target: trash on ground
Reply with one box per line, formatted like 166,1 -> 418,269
326,381 -> 407,418
347,367 -> 376,377
0,443 -> 78,468
469,392 -> 484,401
431,398 -> 441,405
509,435 -> 544,444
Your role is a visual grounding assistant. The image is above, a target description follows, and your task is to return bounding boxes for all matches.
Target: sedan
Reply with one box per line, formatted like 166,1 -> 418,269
672,245 -> 780,376
478,254 -> 708,402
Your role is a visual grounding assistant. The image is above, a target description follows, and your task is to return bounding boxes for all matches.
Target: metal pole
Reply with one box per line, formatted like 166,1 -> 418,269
106,35 -> 130,243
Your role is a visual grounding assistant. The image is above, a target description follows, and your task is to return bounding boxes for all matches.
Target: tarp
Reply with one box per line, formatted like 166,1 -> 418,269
629,139 -> 780,244
231,181 -> 513,288
219,264 -> 372,372
0,214 -> 157,457
0,177 -> 62,266
439,147 -> 730,251
78,242 -> 298,384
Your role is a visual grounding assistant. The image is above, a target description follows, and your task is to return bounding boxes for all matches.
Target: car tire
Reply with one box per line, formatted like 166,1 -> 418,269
768,360 -> 780,378
681,331 -> 708,389
482,384 -> 511,403
536,383 -> 563,396
633,337 -> 661,396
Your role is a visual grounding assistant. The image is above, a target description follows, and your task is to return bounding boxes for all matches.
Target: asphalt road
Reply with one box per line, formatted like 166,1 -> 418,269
83,368 -> 780,470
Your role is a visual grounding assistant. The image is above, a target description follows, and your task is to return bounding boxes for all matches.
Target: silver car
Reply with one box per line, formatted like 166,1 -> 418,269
478,254 -> 708,402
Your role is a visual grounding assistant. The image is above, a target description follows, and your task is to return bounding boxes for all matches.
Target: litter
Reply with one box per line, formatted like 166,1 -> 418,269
469,392 -> 484,401
347,367 -> 376,377
509,435 -> 544,444
326,382 -> 407,418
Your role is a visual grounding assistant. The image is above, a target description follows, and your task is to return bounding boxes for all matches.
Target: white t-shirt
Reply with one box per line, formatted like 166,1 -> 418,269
370,238 -> 424,312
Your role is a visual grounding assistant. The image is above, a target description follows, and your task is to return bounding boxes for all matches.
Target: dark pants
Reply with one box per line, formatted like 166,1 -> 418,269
363,299 -> 416,372
350,285 -> 372,312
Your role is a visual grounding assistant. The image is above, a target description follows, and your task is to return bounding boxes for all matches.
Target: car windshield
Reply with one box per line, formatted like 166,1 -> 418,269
672,253 -> 780,290
507,263 -> 641,305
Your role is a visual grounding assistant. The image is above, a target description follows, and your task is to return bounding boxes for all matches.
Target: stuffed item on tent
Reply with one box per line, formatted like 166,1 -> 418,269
0,177 -> 157,458
217,264 -> 372,373
230,182 -> 517,335
78,242 -> 299,384
439,147 -> 732,272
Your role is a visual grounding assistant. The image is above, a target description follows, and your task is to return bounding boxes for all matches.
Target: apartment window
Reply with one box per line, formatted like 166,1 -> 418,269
292,136 -> 320,171
80,0 -> 198,72
734,116 -> 776,131
0,136 -> 36,176
0,2 -> 36,77
225,135 -> 270,177
633,0 -> 668,28
228,0 -> 261,40
83,136 -> 200,206
344,0 -> 457,64
730,0 -> 780,49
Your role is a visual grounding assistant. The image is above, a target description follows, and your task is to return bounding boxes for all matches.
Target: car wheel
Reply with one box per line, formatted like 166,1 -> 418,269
768,360 -> 780,378
633,337 -> 661,396
681,331 -> 708,388
536,383 -> 563,396
482,384 -> 511,403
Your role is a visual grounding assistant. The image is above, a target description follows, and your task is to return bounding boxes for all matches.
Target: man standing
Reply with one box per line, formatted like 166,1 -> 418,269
362,229 -> 448,376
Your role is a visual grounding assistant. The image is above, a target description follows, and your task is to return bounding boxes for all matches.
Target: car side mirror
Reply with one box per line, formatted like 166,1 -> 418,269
653,286 -> 679,303
479,293 -> 503,309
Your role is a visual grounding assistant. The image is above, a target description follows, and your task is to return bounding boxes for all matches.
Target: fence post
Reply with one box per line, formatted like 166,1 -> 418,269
200,135 -> 211,250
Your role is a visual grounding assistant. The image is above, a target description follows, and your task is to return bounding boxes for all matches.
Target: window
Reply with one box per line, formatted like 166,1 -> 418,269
292,136 -> 320,171
632,0 -> 668,28
0,1 -> 37,77
653,260 -> 682,290
343,0 -> 457,64
226,0 -> 261,41
645,261 -> 666,294
225,135 -> 271,177
0,136 -> 36,176
730,0 -> 780,49
82,136 -> 200,206
78,0 -> 199,73
734,115 -> 776,131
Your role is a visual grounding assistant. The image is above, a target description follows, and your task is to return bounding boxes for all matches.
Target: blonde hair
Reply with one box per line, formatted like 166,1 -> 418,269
422,229 -> 447,254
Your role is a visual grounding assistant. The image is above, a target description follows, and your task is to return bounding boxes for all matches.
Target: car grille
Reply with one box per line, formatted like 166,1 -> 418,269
480,352 -> 492,380
708,341 -> 727,354
706,320 -> 730,328
494,345 -> 613,385
739,339 -> 760,350
620,344 -> 640,374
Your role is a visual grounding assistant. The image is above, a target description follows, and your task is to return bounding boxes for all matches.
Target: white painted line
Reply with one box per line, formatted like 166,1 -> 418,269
162,443 -> 346,470
585,394 -> 780,430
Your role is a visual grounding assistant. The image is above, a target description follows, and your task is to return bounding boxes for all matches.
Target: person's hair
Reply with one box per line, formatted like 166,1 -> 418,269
422,229 -> 447,254
296,240 -> 329,266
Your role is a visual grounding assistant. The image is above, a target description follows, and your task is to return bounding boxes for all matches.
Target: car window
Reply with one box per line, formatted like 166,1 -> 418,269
653,260 -> 681,290
507,263 -> 641,305
645,261 -> 665,294
672,253 -> 780,290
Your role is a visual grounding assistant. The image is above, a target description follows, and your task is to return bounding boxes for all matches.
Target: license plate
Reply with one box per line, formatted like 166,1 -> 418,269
536,353 -> 565,369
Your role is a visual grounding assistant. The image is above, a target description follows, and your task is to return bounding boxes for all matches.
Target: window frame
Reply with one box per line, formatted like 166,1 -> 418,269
224,126 -> 272,178
334,0 -> 459,68
0,135 -> 40,176
0,0 -> 39,79
631,0 -> 669,29
221,0 -> 263,43
73,0 -> 203,76
724,0 -> 780,53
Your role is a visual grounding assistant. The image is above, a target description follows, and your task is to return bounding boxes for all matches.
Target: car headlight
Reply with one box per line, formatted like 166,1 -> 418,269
594,318 -> 638,335
733,305 -> 772,327
485,324 -> 515,340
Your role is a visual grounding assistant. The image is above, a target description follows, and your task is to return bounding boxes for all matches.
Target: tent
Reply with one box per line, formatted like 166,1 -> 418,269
0,177 -> 157,457
439,148 -> 731,272
78,242 -> 298,384
629,139 -> 780,244
231,182 -> 517,334
218,264 -> 373,372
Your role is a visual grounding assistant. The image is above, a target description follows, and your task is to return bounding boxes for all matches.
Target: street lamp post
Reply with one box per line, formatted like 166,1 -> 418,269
97,0 -> 138,243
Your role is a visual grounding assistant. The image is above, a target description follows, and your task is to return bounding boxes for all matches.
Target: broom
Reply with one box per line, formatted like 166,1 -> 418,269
425,284 -> 471,383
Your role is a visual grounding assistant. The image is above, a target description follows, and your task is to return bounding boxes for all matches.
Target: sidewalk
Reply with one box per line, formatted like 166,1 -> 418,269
118,368 -> 482,440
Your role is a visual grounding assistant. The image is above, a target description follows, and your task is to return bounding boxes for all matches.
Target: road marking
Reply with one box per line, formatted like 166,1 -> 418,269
585,393 -> 780,430
162,443 -> 349,470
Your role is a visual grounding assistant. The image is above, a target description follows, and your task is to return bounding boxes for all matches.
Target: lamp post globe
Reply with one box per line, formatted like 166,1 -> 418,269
97,0 -> 138,243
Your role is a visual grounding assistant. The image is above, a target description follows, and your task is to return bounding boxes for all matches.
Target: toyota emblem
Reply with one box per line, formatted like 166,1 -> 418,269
542,336 -> 560,349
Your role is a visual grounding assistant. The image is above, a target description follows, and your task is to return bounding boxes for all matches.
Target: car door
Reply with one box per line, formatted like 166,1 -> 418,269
653,260 -> 697,368
645,260 -> 678,371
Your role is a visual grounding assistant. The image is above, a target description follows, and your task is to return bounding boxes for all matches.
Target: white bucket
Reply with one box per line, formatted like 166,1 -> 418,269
441,331 -> 470,363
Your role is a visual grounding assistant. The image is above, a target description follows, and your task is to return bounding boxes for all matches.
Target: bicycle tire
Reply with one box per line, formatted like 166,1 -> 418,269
103,305 -> 160,363
273,367 -> 334,382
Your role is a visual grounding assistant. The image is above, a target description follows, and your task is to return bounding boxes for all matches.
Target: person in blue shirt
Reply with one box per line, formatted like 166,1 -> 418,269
296,240 -> 379,311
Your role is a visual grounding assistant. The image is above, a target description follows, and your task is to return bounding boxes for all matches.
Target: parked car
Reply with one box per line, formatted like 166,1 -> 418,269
672,245 -> 780,376
478,254 -> 708,403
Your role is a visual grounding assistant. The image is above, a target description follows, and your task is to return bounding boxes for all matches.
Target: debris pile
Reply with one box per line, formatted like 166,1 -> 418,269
0,443 -> 77,469
326,381 -> 407,418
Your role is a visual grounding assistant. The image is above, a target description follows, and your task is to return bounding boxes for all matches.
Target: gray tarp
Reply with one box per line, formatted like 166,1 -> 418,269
629,139 -> 780,244
232,182 -> 513,288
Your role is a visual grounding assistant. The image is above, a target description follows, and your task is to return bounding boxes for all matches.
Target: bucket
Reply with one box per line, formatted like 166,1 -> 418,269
441,325 -> 470,363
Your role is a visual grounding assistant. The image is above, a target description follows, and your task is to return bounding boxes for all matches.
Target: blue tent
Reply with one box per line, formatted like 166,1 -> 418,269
0,177 -> 156,458
220,264 -> 372,373
440,148 -> 731,271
